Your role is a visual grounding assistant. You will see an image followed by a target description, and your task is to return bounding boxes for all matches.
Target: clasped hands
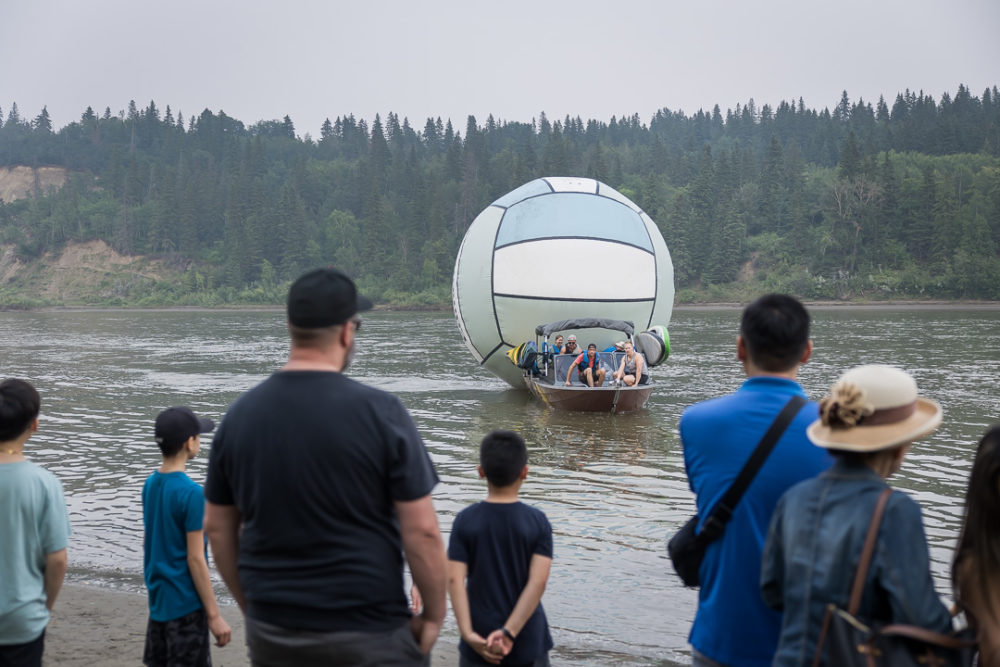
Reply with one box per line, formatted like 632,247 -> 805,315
466,629 -> 513,664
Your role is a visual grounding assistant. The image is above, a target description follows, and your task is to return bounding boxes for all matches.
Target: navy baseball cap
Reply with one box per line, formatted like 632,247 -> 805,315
155,406 -> 215,448
287,267 -> 373,328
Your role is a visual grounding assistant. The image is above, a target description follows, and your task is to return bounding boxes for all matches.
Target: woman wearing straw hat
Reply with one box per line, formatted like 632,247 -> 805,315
760,364 -> 953,666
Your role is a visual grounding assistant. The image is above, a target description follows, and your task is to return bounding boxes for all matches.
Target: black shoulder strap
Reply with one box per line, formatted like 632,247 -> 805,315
699,394 -> 808,540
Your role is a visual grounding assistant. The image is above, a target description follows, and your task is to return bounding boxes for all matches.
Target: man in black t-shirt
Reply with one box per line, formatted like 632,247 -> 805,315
204,267 -> 448,666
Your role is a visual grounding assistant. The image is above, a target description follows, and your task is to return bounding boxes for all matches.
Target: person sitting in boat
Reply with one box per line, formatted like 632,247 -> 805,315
603,341 -> 626,353
566,343 -> 606,387
552,335 -> 565,355
562,335 -> 581,356
613,341 -> 648,386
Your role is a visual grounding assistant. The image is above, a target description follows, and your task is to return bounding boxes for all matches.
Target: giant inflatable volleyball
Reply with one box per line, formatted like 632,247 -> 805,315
453,177 -> 675,387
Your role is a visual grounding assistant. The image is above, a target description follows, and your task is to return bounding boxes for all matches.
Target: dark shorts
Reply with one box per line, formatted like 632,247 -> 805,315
246,616 -> 427,667
0,630 -> 44,667
143,608 -> 211,667
459,652 -> 549,667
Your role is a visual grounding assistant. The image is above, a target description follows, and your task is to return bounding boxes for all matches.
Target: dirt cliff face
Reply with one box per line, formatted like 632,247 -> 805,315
0,240 -> 179,305
0,166 -> 68,202
0,167 -> 186,305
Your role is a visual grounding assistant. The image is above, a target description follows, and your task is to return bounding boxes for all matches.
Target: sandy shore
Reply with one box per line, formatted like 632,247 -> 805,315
45,583 -> 460,666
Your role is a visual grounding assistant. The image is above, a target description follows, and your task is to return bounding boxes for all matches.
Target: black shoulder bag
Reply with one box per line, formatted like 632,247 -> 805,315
668,394 -> 807,587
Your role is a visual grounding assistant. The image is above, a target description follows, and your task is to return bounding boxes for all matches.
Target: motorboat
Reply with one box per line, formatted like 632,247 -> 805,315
511,318 -> 665,414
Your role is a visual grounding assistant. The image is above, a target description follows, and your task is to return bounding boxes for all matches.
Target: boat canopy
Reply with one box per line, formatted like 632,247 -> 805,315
535,318 -> 635,337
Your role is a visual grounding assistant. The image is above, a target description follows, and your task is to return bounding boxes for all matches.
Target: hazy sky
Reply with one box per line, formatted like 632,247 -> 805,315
2,0 -> 998,138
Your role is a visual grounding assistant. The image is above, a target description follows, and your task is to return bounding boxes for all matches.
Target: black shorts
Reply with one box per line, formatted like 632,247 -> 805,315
144,608 -> 211,667
246,616 -> 427,667
0,629 -> 45,667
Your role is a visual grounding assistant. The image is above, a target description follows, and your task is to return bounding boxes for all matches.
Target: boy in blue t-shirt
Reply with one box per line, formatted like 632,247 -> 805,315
448,430 -> 553,666
143,406 -> 231,666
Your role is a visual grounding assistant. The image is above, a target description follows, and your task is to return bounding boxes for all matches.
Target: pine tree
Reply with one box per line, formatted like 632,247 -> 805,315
585,141 -> 608,182
838,131 -> 861,180
33,106 -> 53,133
5,102 -> 22,128
320,118 -> 334,141
836,90 -> 851,122
369,115 -> 391,186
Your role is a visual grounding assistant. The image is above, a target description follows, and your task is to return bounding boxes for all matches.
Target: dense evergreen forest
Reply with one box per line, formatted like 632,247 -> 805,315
1,84 -> 999,306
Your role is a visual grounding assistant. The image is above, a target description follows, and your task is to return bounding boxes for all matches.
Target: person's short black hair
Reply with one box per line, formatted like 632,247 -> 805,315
480,430 -> 528,487
0,379 -> 41,442
740,294 -> 810,372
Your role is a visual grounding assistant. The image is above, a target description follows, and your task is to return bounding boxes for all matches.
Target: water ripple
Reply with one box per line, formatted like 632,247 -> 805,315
1,307 -> 997,665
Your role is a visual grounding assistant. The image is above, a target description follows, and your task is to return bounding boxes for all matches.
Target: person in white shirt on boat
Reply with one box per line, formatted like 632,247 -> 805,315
562,335 -> 581,356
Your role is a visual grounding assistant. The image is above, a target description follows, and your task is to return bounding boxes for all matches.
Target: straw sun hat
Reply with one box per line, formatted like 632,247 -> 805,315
807,364 -> 942,452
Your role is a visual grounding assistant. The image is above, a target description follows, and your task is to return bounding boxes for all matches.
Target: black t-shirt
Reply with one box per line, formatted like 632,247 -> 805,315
448,501 -> 553,665
205,370 -> 439,632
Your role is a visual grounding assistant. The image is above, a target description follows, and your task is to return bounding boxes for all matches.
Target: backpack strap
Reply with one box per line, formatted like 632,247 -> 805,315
847,487 -> 893,615
700,394 -> 808,539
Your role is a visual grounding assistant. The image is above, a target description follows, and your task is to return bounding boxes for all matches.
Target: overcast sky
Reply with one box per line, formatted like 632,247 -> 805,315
2,0 -> 998,138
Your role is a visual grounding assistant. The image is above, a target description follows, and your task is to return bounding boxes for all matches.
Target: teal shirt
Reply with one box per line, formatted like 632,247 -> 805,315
142,471 -> 206,622
0,461 -> 70,645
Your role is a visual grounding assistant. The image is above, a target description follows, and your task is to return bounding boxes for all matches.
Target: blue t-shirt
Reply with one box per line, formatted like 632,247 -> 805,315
448,501 -> 553,666
142,471 -> 205,622
680,376 -> 832,667
0,461 -> 70,645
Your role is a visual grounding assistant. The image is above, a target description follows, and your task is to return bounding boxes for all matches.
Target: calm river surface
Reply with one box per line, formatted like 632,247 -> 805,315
1,306 -> 998,665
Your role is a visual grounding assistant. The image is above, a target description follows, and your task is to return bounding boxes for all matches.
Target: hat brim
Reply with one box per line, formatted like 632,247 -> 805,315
197,416 -> 216,434
806,398 -> 942,452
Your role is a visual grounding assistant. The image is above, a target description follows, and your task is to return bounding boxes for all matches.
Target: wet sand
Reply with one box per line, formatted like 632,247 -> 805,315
45,583 -> 460,666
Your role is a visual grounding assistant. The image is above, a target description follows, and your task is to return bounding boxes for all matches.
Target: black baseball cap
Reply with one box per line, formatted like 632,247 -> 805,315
287,267 -> 373,328
155,406 -> 215,448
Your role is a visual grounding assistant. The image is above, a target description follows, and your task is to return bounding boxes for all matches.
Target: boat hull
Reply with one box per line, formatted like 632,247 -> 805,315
524,376 -> 654,413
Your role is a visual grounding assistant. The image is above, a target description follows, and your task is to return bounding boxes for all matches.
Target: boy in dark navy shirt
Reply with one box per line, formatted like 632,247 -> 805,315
448,430 -> 553,666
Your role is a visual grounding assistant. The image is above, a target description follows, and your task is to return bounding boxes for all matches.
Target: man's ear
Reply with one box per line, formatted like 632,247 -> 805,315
736,335 -> 747,362
340,323 -> 351,346
477,465 -> 486,479
800,339 -> 813,365
520,465 -> 529,480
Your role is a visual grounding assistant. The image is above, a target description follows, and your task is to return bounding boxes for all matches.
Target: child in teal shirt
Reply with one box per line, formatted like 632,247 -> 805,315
0,379 -> 69,667
143,406 -> 231,666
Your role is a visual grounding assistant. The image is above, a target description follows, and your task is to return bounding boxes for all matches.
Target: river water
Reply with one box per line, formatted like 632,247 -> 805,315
1,306 -> 997,665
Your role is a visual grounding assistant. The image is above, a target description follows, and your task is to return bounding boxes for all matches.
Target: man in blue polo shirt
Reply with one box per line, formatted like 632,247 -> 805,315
679,294 -> 831,667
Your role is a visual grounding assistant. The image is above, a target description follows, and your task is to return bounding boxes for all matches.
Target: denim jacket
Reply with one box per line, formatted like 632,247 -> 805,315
760,460 -> 952,667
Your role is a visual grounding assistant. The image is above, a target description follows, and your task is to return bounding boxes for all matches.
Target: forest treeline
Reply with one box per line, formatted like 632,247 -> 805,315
1,83 -> 999,306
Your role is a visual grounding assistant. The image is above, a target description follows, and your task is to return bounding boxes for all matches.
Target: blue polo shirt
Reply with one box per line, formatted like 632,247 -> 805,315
680,376 -> 831,667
